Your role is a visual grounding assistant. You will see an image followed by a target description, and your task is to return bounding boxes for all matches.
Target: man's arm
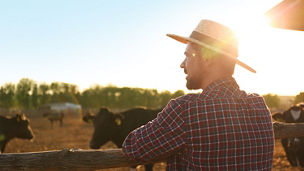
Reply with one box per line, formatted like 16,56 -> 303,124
122,99 -> 187,162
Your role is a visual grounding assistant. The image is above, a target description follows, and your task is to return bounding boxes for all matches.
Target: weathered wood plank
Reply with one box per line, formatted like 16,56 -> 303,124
0,148 -> 153,171
273,122 -> 304,139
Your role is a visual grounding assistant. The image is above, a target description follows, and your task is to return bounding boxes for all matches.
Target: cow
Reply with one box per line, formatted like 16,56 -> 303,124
82,111 -> 95,123
298,102 -> 304,108
83,107 -> 162,171
272,103 -> 304,167
0,113 -> 34,153
43,112 -> 64,128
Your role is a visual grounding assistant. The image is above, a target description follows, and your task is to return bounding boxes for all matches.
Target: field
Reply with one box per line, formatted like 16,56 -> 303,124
2,113 -> 302,171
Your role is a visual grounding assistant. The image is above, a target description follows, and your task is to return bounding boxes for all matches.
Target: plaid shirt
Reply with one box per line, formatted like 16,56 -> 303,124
122,77 -> 274,170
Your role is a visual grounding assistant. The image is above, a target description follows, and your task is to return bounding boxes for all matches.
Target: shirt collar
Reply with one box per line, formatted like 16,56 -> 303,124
199,77 -> 240,99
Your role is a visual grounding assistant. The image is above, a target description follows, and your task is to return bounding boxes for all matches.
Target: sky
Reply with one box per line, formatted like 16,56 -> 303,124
0,0 -> 303,96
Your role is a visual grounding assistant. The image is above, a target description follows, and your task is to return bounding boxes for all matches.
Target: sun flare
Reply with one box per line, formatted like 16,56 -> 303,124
222,10 -> 304,96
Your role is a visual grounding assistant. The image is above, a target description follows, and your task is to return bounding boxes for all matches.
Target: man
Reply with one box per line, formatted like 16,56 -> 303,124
122,19 -> 274,170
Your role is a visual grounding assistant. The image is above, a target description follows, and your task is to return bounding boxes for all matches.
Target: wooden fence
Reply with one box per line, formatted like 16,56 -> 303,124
1,122 -> 304,171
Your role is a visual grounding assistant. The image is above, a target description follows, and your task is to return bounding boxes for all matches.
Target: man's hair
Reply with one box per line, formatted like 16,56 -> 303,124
192,43 -> 236,75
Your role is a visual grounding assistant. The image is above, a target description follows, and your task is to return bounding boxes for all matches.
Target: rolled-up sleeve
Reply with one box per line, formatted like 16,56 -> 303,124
122,99 -> 187,162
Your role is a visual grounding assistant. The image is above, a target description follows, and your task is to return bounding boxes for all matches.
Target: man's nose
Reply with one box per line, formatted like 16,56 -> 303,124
180,59 -> 185,68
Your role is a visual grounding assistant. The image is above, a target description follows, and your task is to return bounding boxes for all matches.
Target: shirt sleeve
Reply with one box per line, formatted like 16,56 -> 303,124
122,99 -> 187,162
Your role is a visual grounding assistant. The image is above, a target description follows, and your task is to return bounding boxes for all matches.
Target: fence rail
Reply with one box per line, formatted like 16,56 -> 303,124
0,149 -> 152,171
0,122 -> 303,170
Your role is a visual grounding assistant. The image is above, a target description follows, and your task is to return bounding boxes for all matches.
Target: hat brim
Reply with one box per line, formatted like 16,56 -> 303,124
167,34 -> 256,73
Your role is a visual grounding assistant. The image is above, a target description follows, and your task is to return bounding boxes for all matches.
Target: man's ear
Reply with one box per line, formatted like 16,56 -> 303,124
200,56 -> 214,68
205,54 -> 224,68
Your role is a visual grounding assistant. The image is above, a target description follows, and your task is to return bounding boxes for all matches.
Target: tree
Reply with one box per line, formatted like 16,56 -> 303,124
294,92 -> 304,104
31,84 -> 39,109
172,90 -> 185,99
0,83 -> 16,109
159,90 -> 171,107
263,94 -> 280,109
50,82 -> 61,102
0,78 -> 188,110
38,83 -> 51,106
48,82 -> 79,104
141,89 -> 159,108
15,78 -> 36,109
59,83 -> 79,103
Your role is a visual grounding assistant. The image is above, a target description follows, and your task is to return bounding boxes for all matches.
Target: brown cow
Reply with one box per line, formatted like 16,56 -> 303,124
0,113 -> 34,153
43,112 -> 64,128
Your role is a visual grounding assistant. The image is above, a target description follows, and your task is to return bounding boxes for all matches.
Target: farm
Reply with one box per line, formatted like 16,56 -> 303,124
0,111 -> 301,171
1,0 -> 304,170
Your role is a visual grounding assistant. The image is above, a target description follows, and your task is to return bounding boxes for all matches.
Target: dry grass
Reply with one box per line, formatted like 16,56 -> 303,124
3,114 -> 300,171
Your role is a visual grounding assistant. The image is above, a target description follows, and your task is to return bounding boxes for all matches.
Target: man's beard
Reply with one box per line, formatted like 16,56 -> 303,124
186,76 -> 202,90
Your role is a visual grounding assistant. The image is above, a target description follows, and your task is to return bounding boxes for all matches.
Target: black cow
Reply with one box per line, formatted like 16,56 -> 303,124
83,107 -> 162,171
0,113 -> 34,153
82,111 -> 95,123
272,104 -> 304,167
43,112 -> 64,128
298,102 -> 304,108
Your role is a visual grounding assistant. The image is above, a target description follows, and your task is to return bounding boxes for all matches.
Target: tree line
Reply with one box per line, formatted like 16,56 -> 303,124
0,78 -> 185,110
0,78 -> 303,111
262,93 -> 304,110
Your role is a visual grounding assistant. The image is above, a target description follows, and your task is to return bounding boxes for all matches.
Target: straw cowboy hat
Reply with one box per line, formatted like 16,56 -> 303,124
167,19 -> 256,73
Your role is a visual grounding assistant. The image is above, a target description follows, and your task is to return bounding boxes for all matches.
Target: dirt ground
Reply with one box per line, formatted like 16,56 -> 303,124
2,114 -> 302,171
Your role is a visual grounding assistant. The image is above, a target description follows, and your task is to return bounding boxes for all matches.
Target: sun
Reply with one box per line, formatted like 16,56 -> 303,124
222,9 -> 304,96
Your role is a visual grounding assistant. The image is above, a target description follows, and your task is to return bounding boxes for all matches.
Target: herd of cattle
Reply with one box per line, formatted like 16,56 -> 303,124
0,102 -> 304,170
